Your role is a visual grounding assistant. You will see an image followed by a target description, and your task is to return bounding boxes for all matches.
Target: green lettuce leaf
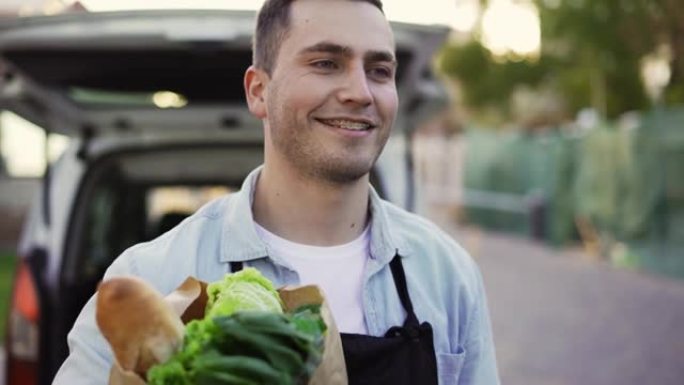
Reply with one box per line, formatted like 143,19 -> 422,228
205,267 -> 283,317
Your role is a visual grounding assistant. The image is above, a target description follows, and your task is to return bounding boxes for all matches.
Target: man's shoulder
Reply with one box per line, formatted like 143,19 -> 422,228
382,201 -> 441,232
137,193 -> 231,248
380,200 -> 481,287
381,200 -> 461,251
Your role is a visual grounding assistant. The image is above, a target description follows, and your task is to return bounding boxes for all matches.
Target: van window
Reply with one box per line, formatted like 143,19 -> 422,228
146,186 -> 233,237
0,110 -> 69,177
80,181 -> 234,280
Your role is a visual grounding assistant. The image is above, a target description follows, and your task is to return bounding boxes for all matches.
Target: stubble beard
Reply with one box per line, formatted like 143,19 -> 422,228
268,107 -> 388,186
288,134 -> 378,185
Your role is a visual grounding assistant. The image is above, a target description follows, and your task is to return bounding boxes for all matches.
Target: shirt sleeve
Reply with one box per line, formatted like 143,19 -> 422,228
458,267 -> 501,385
51,255 -> 133,385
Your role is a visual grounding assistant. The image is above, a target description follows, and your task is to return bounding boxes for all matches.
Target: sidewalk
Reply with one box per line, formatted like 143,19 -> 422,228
436,215 -> 684,385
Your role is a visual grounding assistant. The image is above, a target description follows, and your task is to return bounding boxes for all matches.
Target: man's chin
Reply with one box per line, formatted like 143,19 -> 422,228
308,162 -> 373,185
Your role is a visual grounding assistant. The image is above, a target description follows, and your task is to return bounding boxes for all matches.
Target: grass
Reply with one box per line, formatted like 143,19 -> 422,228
0,253 -> 18,342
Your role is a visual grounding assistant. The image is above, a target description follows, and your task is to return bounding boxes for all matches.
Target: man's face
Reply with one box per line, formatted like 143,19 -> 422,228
261,0 -> 398,184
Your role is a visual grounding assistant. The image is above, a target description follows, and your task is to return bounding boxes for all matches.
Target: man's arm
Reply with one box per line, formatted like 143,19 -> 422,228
52,256 -> 132,385
458,268 -> 500,385
51,295 -> 113,385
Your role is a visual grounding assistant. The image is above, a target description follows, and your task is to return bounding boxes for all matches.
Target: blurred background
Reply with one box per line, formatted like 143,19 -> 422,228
0,1 -> 683,384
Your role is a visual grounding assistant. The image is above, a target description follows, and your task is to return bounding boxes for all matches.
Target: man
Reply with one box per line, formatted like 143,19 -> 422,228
53,0 -> 499,384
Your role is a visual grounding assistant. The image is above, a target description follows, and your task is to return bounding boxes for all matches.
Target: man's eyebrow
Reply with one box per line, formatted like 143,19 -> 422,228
365,50 -> 397,66
299,42 -> 353,57
299,42 -> 397,65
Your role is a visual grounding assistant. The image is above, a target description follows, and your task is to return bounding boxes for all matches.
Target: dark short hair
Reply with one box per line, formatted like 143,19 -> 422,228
253,0 -> 384,74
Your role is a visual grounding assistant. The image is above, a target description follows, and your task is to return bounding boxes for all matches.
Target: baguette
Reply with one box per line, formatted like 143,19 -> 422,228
96,277 -> 185,378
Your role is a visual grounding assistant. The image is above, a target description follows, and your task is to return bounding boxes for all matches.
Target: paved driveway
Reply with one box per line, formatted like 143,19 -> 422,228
445,223 -> 684,385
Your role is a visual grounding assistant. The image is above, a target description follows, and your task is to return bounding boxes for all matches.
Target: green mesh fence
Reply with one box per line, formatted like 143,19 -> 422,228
462,107 -> 684,279
463,129 -> 578,244
622,109 -> 684,279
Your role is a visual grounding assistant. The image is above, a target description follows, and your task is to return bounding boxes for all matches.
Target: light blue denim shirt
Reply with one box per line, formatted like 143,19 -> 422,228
53,167 -> 499,385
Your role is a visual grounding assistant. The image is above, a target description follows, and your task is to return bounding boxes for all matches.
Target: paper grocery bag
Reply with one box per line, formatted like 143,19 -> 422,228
109,362 -> 146,385
278,285 -> 348,385
107,277 -> 348,385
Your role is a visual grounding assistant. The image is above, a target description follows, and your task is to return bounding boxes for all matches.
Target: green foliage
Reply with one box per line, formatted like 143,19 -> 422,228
665,83 -> 684,105
440,41 -> 490,84
149,311 -> 326,385
0,254 -> 18,341
438,41 -> 550,115
438,0 -> 684,122
535,0 -> 684,115
536,0 -> 653,116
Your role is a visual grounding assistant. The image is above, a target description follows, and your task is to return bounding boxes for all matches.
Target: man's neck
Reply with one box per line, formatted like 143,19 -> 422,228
252,163 -> 370,246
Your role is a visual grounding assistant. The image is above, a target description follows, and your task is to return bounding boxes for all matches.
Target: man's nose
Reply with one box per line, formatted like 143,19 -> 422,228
337,66 -> 373,106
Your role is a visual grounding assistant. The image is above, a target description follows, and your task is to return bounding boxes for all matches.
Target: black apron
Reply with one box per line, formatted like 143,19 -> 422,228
230,254 -> 438,385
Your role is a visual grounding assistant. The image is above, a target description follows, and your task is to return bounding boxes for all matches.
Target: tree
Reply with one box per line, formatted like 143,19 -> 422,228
438,0 -> 684,124
534,0 -> 683,109
438,40 -> 552,123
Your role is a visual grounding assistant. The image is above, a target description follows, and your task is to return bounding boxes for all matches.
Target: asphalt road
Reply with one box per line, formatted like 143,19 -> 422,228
444,222 -> 684,385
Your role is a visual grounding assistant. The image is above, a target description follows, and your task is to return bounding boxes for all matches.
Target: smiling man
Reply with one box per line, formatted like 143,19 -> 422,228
53,1 -> 499,384
243,1 -> 499,383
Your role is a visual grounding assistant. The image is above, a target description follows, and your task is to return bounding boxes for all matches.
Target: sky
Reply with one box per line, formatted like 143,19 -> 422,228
0,0 -> 541,177
76,0 -> 478,30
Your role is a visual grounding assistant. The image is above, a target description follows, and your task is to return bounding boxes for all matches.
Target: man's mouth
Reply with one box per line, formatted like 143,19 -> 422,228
316,118 -> 374,131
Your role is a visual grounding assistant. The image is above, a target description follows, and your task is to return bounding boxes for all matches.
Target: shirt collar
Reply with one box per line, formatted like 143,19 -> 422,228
220,166 -> 410,265
220,166 -> 269,262
367,184 -> 412,265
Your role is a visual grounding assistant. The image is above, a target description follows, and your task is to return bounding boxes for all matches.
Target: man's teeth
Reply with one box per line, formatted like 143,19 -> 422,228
321,119 -> 371,131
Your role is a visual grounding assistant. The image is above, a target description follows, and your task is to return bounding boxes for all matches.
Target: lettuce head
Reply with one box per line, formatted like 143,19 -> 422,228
205,267 -> 283,317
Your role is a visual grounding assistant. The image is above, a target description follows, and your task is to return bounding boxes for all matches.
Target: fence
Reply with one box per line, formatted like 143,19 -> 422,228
416,107 -> 684,279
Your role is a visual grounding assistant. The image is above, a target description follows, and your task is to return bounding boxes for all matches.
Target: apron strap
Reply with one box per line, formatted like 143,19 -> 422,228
389,254 -> 420,327
230,256 -> 419,326
230,261 -> 244,272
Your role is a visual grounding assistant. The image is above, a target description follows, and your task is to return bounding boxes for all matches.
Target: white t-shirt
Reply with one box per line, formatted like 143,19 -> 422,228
254,222 -> 370,334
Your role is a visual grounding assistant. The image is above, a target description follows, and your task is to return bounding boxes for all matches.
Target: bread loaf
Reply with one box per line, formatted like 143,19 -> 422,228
96,277 -> 185,378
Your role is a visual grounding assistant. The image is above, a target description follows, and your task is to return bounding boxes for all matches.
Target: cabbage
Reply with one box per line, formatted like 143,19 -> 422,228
205,267 -> 283,318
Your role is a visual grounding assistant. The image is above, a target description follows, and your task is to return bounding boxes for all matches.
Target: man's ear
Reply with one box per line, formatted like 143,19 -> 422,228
244,65 -> 268,119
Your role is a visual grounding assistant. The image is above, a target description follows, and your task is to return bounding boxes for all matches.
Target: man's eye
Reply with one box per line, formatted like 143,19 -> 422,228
369,66 -> 393,80
312,60 -> 338,70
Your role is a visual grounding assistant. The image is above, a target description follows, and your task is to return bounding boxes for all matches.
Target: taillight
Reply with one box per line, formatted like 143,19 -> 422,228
6,260 -> 39,385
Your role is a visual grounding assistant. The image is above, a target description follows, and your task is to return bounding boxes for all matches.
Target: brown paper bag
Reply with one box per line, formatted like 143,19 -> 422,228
279,285 -> 348,385
105,277 -> 348,385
